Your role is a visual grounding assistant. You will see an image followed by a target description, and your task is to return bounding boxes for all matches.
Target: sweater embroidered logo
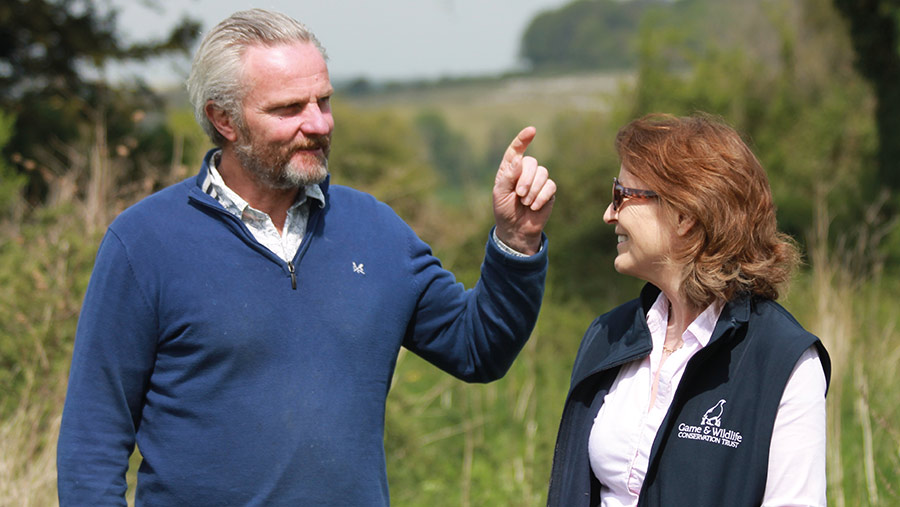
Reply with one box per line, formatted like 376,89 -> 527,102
352,262 -> 366,275
675,398 -> 744,449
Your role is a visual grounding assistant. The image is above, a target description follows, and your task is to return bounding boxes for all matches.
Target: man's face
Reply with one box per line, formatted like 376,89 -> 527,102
234,42 -> 334,189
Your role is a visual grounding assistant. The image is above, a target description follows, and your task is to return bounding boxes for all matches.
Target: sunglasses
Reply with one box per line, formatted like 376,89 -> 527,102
612,177 -> 659,211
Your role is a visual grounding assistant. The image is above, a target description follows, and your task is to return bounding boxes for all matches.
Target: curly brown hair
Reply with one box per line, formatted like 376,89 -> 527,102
615,113 -> 800,307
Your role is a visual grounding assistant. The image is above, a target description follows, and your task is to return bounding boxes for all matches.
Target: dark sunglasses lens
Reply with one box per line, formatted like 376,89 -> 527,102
612,181 -> 622,210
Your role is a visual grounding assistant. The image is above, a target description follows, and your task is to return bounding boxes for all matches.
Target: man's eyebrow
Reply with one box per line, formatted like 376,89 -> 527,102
264,100 -> 305,112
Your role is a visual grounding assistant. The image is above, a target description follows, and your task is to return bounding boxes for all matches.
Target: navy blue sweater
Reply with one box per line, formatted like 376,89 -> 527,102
547,284 -> 830,507
57,153 -> 548,505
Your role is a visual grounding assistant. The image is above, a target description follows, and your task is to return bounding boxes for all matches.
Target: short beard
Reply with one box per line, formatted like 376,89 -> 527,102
234,128 -> 330,190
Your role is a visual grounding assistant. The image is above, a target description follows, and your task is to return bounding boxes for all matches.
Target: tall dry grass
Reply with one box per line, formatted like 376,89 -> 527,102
0,109 -> 184,506
798,184 -> 900,506
0,388 -> 60,506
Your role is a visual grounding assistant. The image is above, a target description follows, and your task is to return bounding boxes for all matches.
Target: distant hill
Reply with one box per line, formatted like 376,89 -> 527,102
339,71 -> 634,159
519,0 -> 736,73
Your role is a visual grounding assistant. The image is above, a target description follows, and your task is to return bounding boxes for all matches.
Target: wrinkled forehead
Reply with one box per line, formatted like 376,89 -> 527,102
239,42 -> 332,96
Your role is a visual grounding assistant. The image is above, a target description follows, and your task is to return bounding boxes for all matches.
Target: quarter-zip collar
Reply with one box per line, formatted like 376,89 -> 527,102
187,148 -> 331,289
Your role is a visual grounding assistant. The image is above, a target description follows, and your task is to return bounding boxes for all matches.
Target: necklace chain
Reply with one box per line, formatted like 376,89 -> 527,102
662,341 -> 684,355
662,303 -> 687,356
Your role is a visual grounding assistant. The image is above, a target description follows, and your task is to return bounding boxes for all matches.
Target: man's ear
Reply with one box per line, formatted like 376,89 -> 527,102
676,213 -> 696,237
205,101 -> 239,143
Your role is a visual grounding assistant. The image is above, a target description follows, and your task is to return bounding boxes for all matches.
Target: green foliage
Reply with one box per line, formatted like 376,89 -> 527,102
521,0 -> 650,71
832,0 -> 900,190
540,110 -> 644,303
415,110 -> 477,191
329,101 -> 441,227
166,108 -> 210,162
0,0 -> 198,95
0,205 -> 100,416
330,100 -> 495,283
0,195 -> 102,501
0,111 -> 25,218
520,0 -> 733,73
0,0 -> 201,204
385,290 -> 594,506
784,267 -> 900,506
588,0 -> 877,259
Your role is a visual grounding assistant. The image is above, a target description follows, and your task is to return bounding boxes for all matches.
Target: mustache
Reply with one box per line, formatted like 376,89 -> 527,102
291,135 -> 330,152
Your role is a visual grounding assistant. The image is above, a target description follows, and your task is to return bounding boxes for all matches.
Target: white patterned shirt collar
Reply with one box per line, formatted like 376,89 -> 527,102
202,150 -> 325,262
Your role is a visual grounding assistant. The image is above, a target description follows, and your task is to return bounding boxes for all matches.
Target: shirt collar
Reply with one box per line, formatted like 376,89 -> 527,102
647,291 -> 725,348
687,298 -> 725,347
202,149 -> 326,212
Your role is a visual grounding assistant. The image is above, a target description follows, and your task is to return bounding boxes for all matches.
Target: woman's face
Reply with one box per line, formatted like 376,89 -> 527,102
603,166 -> 681,288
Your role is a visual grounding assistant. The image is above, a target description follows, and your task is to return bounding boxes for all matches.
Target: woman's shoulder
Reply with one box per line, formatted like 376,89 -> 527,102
748,297 -> 818,342
570,296 -> 649,380
736,297 -> 829,376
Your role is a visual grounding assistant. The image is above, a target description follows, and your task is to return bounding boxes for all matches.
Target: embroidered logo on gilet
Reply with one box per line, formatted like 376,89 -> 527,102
676,399 -> 744,449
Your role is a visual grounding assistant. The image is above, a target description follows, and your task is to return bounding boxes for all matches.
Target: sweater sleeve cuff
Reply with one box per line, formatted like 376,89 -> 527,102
487,226 -> 549,267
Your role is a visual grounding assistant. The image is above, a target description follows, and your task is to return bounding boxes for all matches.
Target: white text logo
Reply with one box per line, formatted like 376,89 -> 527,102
676,399 -> 743,449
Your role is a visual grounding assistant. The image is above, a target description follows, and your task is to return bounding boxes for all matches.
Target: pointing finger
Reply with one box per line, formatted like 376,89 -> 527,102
502,126 -> 536,168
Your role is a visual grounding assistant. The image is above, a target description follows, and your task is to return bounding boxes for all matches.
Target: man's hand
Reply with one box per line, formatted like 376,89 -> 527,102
492,126 -> 556,255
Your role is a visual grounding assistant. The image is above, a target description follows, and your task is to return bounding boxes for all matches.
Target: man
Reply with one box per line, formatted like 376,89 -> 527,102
57,9 -> 556,505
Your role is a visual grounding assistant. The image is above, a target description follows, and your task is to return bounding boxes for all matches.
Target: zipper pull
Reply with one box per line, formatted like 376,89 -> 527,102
288,261 -> 297,290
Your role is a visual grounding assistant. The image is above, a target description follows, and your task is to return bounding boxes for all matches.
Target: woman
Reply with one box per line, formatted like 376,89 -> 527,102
547,113 -> 830,507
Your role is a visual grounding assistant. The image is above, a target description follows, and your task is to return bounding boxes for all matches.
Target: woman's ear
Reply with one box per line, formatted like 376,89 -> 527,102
205,101 -> 239,143
676,213 -> 696,237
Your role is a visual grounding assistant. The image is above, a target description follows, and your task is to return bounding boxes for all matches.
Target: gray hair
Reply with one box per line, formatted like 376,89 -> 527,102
186,9 -> 328,146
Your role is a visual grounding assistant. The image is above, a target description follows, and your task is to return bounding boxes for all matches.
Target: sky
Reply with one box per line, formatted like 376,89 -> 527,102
110,0 -> 572,85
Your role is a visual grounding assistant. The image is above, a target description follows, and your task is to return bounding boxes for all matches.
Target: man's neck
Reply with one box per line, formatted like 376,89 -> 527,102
217,148 -> 300,233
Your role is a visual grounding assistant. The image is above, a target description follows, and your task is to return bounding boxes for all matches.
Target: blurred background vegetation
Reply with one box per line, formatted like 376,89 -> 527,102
1,0 -> 898,505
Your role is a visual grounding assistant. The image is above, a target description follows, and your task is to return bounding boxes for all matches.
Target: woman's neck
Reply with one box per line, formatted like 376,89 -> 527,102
663,292 -> 703,347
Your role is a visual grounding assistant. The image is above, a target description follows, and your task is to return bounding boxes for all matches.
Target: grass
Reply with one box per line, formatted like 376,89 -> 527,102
781,195 -> 900,507
0,390 -> 60,507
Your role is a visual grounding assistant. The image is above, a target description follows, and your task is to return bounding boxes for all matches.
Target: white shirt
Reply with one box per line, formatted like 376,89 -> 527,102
588,292 -> 827,507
